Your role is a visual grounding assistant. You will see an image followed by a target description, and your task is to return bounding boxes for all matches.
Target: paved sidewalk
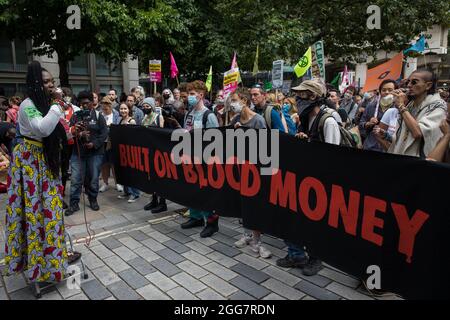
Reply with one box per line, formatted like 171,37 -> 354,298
0,187 -> 402,300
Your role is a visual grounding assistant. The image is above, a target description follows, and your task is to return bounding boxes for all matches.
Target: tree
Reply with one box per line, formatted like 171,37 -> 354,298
142,0 -> 449,80
2,0 -> 448,86
281,0 -> 450,62
0,0 -> 188,86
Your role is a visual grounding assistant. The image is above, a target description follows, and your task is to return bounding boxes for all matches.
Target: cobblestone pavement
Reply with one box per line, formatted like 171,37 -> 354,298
0,186 -> 402,300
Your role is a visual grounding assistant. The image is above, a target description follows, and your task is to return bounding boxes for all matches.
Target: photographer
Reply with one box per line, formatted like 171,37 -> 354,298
155,92 -> 182,129
65,91 -> 108,216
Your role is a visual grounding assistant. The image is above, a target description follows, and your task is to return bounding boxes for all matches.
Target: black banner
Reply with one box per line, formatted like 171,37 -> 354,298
111,125 -> 450,300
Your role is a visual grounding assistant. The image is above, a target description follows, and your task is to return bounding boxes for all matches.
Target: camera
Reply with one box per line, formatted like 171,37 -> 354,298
74,109 -> 92,143
75,109 -> 91,122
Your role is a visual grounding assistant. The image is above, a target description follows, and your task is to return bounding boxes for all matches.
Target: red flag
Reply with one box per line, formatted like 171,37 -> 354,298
231,52 -> 238,69
170,52 -> 178,79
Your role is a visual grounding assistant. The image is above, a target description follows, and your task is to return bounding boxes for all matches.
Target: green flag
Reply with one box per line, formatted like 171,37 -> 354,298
330,73 -> 341,89
205,65 -> 212,92
252,45 -> 259,76
294,47 -> 312,78
264,81 -> 272,91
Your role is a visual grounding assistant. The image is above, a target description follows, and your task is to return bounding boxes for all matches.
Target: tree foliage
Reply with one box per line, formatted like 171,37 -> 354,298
1,0 -> 449,84
0,0 -> 185,85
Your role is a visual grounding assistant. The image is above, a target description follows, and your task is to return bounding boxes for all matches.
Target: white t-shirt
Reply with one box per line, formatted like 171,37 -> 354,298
380,108 -> 399,136
309,114 -> 341,145
104,113 -> 113,126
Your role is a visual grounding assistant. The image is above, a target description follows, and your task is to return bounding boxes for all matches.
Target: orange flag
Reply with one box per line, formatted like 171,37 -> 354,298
362,52 -> 404,93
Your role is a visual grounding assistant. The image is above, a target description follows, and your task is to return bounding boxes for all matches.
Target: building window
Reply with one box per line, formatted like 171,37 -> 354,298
0,36 -> 29,72
0,37 -> 14,71
71,84 -> 91,96
0,83 -> 27,97
98,84 -> 123,95
0,83 -> 16,97
14,40 -> 28,72
69,52 -> 89,75
96,56 -> 122,76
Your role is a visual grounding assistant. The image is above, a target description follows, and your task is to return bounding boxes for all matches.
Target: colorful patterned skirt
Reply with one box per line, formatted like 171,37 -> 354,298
4,138 -> 68,282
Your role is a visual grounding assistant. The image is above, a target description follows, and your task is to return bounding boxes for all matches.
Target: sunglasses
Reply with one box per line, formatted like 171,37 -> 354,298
252,84 -> 263,89
405,79 -> 426,86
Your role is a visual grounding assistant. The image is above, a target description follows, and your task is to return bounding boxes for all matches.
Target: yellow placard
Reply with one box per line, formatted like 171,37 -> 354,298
149,64 -> 161,72
223,72 -> 239,86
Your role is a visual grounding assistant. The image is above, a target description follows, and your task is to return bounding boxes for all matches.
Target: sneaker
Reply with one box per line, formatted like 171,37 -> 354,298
234,234 -> 253,248
128,195 -> 139,203
258,245 -> 272,259
276,254 -> 309,268
249,241 -> 272,259
117,194 -> 128,199
302,257 -> 323,276
182,209 -> 190,218
99,184 -> 108,193
116,184 -> 124,192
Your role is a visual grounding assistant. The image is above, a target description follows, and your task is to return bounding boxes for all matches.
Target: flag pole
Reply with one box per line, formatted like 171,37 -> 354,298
176,76 -> 180,87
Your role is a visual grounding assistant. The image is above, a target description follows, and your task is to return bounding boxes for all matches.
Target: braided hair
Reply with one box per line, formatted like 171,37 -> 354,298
26,61 -> 66,176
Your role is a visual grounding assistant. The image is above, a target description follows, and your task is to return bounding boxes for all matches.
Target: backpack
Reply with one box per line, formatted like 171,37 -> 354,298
264,104 -> 288,133
318,113 -> 358,148
321,106 -> 343,125
186,108 -> 217,128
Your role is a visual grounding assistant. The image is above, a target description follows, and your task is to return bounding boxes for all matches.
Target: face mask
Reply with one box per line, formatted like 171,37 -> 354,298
282,104 -> 291,113
298,100 -> 317,118
163,94 -> 170,99
143,108 -> 152,115
64,97 -> 71,103
380,94 -> 394,108
230,102 -> 243,113
344,93 -> 352,100
363,92 -> 372,100
188,95 -> 198,108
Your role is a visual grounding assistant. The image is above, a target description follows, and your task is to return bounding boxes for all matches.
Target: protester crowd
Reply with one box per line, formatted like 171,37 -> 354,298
1,62 -> 449,286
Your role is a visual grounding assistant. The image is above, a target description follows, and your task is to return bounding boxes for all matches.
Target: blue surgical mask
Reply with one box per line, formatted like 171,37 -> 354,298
188,95 -> 198,108
282,104 -> 291,113
363,92 -> 372,100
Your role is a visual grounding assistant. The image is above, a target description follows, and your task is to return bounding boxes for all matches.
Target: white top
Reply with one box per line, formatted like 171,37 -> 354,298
380,108 -> 399,136
309,115 -> 341,145
104,113 -> 113,126
18,98 -> 64,141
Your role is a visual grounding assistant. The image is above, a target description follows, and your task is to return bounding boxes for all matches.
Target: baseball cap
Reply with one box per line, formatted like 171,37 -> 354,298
292,80 -> 326,97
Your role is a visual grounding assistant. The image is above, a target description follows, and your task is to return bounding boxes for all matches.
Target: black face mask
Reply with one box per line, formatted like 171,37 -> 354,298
297,99 -> 318,118
143,108 -> 152,115
163,94 -> 170,99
